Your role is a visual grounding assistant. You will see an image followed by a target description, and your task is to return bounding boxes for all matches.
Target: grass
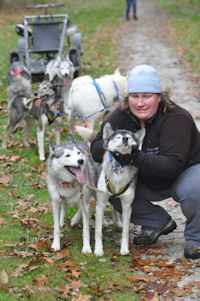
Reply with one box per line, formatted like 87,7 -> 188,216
159,0 -> 200,79
0,0 -> 199,300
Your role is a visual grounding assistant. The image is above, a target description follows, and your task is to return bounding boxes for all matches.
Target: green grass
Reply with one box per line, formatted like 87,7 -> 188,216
0,0 -> 200,300
160,0 -> 200,78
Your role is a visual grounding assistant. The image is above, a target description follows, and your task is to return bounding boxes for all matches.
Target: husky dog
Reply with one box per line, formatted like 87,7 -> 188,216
2,79 -> 62,161
45,55 -> 75,112
67,69 -> 128,135
7,61 -> 32,108
47,137 -> 98,253
94,122 -> 145,256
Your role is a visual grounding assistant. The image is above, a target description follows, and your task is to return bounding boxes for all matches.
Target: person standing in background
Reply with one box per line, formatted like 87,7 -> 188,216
126,0 -> 138,20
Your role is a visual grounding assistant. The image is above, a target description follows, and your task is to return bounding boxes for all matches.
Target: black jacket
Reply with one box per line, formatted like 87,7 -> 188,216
90,103 -> 200,190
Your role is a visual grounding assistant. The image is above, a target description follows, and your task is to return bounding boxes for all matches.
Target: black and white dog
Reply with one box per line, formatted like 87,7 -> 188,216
94,122 -> 145,256
47,136 -> 98,253
2,79 -> 63,161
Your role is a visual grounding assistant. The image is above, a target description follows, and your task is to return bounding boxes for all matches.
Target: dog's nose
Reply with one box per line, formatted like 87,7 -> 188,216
78,159 -> 84,165
123,136 -> 128,143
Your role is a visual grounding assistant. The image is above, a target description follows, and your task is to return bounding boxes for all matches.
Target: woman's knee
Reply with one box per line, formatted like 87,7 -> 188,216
171,164 -> 200,203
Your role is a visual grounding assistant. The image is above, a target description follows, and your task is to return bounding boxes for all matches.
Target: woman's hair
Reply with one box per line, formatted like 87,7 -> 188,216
120,91 -> 174,113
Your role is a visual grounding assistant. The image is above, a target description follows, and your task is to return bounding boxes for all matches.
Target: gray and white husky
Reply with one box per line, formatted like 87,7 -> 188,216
94,122 -> 145,256
2,79 -> 62,161
7,61 -> 32,108
47,136 -> 98,253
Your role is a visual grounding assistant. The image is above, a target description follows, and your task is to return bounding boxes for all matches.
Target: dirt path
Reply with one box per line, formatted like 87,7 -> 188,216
115,0 -> 200,299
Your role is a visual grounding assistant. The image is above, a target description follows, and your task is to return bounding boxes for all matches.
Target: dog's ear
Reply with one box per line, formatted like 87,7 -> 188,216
67,133 -> 75,143
114,67 -> 121,76
44,73 -> 50,81
134,128 -> 146,148
55,56 -> 61,67
126,70 -> 130,80
49,141 -> 55,153
66,54 -> 73,66
103,122 -> 114,139
51,74 -> 59,85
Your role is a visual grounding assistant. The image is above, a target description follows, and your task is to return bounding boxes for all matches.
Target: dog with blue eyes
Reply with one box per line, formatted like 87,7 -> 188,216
47,135 -> 98,253
94,122 -> 145,256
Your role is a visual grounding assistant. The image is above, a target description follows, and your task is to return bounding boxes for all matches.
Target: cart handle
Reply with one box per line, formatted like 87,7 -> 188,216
26,3 -> 65,15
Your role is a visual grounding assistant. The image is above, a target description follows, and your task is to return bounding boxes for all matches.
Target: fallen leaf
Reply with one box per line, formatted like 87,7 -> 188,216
0,218 -> 8,224
0,269 -> 9,284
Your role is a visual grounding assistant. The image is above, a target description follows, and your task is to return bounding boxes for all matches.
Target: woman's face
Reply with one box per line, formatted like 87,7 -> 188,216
128,93 -> 161,121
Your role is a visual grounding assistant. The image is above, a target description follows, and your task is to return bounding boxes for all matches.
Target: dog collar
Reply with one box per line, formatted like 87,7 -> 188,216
105,176 -> 131,196
62,182 -> 70,188
108,152 -> 123,168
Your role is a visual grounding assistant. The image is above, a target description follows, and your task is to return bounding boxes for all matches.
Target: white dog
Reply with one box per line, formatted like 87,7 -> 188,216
45,55 -> 75,112
67,69 -> 128,134
94,122 -> 145,256
47,136 -> 98,253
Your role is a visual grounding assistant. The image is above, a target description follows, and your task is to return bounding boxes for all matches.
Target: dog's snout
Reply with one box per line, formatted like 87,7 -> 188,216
123,136 -> 129,143
78,159 -> 84,165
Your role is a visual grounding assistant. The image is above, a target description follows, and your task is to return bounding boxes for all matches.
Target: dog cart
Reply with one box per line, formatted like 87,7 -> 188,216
9,3 -> 83,77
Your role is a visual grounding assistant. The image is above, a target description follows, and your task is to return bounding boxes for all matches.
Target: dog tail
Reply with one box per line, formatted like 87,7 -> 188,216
75,126 -> 97,142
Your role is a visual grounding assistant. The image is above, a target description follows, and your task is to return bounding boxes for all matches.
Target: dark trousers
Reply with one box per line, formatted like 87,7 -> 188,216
109,164 -> 200,246
126,0 -> 137,18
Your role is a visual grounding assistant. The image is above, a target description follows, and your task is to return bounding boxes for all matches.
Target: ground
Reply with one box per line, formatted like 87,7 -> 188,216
114,0 -> 200,299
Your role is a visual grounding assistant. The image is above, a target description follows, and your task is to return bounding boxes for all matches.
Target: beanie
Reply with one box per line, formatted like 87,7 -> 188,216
128,65 -> 161,94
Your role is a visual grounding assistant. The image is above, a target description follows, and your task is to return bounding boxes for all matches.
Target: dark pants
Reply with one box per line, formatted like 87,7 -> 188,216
126,0 -> 137,18
109,164 -> 200,246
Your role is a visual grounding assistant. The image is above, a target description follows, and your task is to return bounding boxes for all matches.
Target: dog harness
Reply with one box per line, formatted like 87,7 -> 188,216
23,95 -> 62,124
92,79 -> 119,109
105,152 -> 131,196
23,96 -> 43,111
105,176 -> 131,196
12,66 -> 21,76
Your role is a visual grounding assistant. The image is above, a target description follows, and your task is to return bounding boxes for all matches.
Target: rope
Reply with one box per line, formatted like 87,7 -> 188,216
57,105 -> 109,121
79,186 -> 89,219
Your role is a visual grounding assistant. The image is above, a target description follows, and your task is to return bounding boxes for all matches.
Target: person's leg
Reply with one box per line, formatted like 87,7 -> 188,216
171,164 -> 200,246
126,0 -> 131,20
109,182 -> 171,230
109,183 -> 176,245
132,0 -> 137,19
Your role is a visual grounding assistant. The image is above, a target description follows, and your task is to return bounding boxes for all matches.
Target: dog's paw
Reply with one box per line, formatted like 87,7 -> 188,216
39,156 -> 45,161
102,218 -> 111,227
114,220 -> 123,230
51,240 -> 60,251
24,141 -> 30,148
70,211 -> 81,226
120,247 -> 129,256
82,245 -> 92,254
94,248 -> 104,257
60,221 -> 64,228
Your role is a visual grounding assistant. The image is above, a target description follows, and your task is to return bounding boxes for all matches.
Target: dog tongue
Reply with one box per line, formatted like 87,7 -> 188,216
63,77 -> 70,85
71,168 -> 85,184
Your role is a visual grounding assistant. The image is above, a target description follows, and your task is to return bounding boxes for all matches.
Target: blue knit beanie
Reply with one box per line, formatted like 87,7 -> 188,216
128,65 -> 161,93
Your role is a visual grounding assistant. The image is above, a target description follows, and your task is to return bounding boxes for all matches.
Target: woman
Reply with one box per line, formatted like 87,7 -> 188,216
90,64 -> 200,259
